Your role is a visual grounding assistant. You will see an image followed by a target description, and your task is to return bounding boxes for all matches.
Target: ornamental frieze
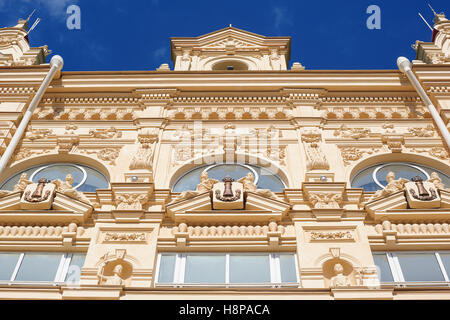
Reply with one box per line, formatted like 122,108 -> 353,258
103,232 -> 147,243
309,231 -> 354,241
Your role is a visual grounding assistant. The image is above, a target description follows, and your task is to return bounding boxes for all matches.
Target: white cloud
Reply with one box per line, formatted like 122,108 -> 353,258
17,0 -> 79,20
153,46 -> 167,60
273,6 -> 293,30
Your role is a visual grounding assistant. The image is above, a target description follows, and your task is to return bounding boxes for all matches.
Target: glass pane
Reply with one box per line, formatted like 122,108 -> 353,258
229,254 -> 271,283
372,253 -> 394,282
352,163 -> 450,191
279,254 -> 297,283
64,254 -> 86,283
184,255 -> 226,283
0,253 -> 21,281
79,167 -> 109,192
376,164 -> 427,187
254,166 -> 285,192
436,253 -> 450,278
15,253 -> 62,282
33,164 -> 84,187
351,166 -> 381,191
158,254 -> 176,283
396,253 -> 444,282
207,164 -> 252,182
172,164 -> 286,192
0,168 -> 36,191
172,167 -> 206,192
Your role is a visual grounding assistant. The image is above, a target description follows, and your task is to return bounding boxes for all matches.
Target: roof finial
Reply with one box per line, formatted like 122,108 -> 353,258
229,24 -> 232,27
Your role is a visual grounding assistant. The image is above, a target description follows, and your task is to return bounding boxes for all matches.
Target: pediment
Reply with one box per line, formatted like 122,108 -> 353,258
365,189 -> 450,222
171,26 -> 290,51
166,191 -> 290,224
0,191 -> 92,224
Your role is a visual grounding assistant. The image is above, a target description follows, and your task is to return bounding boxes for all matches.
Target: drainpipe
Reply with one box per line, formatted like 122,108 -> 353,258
397,56 -> 450,149
0,55 -> 64,174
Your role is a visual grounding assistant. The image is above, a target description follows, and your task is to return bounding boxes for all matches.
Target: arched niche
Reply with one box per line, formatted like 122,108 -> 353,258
202,56 -> 258,71
322,258 -> 356,288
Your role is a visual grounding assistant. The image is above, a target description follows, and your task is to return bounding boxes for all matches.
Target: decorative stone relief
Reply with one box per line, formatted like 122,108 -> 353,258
410,147 -> 449,160
329,263 -> 350,288
374,221 -> 450,235
168,106 -> 291,120
212,177 -> 244,209
25,127 -> 53,140
172,222 -> 290,237
338,146 -> 377,166
115,193 -> 148,210
80,147 -> 121,165
405,176 -> 440,209
301,128 -> 329,171
307,192 -> 342,209
129,128 -> 158,170
20,178 -> 56,210
238,172 -> 279,200
89,127 -> 122,139
368,171 -> 408,202
53,174 -> 91,205
103,232 -> 146,242
57,135 -> 79,154
0,224 -> 85,237
13,148 -> 50,162
171,170 -> 218,202
309,231 -> 353,241
427,172 -> 449,190
333,124 -> 370,139
408,124 -> 436,137
381,133 -> 404,153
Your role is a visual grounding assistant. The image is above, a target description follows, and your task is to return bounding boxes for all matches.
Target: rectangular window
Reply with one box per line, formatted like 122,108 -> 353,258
156,252 -> 298,286
0,252 -> 86,283
373,252 -> 450,284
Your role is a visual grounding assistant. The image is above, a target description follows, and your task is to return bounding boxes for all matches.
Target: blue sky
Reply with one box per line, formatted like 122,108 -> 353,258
0,0 -> 448,71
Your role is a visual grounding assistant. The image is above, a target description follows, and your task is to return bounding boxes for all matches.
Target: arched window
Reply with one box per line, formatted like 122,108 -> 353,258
351,162 -> 450,191
172,163 -> 285,192
0,163 -> 109,192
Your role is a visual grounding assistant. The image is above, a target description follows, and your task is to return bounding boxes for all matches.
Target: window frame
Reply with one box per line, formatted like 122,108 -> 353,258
0,162 -> 110,191
0,252 -> 84,284
351,162 -> 450,191
374,251 -> 450,285
155,252 -> 299,288
171,163 -> 287,192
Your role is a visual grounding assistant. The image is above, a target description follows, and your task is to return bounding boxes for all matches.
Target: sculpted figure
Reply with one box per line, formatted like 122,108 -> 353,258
309,193 -> 341,209
329,263 -> 350,288
269,48 -> 281,70
98,264 -> 125,286
13,173 -> 33,192
53,174 -> 91,204
369,171 -> 409,202
173,170 -> 219,202
427,172 -> 447,190
238,172 -> 279,201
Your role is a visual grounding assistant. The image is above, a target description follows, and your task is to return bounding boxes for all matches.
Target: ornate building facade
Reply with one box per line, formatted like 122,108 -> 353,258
0,14 -> 449,300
